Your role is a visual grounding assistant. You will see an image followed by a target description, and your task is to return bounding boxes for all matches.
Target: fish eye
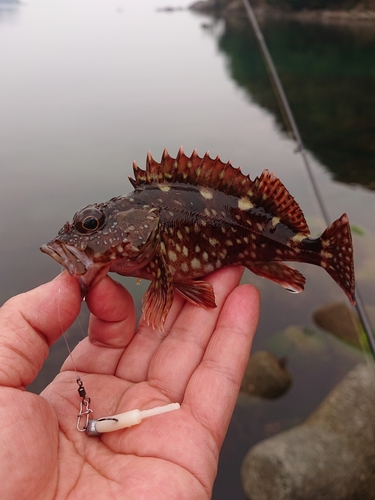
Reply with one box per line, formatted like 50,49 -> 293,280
75,208 -> 106,234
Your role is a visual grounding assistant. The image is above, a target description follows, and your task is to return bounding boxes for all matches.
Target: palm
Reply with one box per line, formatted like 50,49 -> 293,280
0,267 -> 259,500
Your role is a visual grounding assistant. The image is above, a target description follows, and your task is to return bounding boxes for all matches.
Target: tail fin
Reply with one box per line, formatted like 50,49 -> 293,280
320,214 -> 355,305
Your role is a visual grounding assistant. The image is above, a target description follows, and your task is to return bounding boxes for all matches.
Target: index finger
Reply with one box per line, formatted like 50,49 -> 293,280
61,276 -> 137,375
184,283 -> 259,447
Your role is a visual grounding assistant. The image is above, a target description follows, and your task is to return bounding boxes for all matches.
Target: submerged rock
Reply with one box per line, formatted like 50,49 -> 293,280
313,302 -> 363,349
240,351 -> 292,399
241,363 -> 375,500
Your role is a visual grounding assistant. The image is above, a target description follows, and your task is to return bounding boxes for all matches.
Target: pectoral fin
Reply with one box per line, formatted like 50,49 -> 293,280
142,252 -> 174,331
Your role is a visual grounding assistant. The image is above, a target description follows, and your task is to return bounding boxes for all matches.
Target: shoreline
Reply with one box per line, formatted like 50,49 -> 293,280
189,0 -> 375,25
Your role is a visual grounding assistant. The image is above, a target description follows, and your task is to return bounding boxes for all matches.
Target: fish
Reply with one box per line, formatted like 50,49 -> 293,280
41,148 -> 355,330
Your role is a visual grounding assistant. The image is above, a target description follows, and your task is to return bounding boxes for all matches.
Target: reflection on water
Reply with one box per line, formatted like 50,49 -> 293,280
218,19 -> 375,190
0,2 -> 374,499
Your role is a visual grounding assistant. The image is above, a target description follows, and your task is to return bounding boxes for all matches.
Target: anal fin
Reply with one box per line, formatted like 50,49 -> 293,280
174,279 -> 217,308
248,261 -> 306,294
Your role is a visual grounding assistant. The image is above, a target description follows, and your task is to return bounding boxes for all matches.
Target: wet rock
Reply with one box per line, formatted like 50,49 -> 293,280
240,351 -> 292,399
313,302 -> 362,348
241,363 -> 375,500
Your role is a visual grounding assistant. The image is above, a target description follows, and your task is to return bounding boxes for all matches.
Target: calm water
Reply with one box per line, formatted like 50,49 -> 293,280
1,1 -> 374,498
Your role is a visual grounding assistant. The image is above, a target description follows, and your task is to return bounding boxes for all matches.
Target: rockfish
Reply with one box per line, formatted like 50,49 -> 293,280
41,148 -> 355,330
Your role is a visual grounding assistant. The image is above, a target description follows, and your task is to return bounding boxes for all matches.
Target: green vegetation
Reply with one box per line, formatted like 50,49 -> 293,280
217,19 -> 375,189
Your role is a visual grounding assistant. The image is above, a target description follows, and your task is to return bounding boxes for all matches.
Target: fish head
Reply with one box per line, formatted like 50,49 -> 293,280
41,201 -> 160,294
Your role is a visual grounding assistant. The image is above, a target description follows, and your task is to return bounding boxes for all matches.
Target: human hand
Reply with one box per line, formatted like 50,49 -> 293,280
0,267 -> 259,500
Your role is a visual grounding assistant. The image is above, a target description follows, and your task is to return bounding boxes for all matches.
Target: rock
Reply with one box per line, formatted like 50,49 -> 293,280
241,363 -> 375,500
189,0 -> 218,13
313,302 -> 362,348
240,351 -> 292,399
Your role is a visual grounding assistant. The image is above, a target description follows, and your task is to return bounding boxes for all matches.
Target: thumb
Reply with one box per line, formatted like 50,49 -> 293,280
0,272 -> 81,389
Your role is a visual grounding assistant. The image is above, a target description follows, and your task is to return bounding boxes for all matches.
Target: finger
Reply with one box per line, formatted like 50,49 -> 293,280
184,283 -> 259,447
0,272 -> 81,388
114,289 -> 187,383
87,276 -> 136,347
145,266 -> 245,400
61,276 -> 136,375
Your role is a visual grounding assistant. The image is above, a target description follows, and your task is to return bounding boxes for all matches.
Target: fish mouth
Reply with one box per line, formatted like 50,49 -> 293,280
40,241 -> 93,276
41,241 -> 110,295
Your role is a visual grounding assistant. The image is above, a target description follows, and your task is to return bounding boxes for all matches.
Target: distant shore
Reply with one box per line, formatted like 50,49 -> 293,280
189,0 -> 375,25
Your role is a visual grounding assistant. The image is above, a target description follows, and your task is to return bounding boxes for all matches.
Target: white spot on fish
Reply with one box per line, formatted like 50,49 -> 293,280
292,233 -> 306,243
159,185 -> 171,192
183,246 -> 189,257
181,262 -> 189,273
200,187 -> 213,200
272,216 -> 280,226
191,258 -> 201,270
168,250 -> 177,262
238,197 -> 254,211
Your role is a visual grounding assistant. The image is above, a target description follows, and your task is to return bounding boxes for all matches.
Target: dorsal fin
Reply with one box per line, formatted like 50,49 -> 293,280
129,148 -> 309,234
251,170 -> 309,235
130,147 -> 255,199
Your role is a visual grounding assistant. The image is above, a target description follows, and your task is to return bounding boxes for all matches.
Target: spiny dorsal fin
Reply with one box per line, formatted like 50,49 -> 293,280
130,147 -> 254,199
130,149 -> 309,234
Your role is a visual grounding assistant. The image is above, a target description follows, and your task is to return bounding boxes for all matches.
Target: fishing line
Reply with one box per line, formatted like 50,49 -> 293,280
56,274 -> 180,435
57,278 -> 80,376
241,0 -> 375,357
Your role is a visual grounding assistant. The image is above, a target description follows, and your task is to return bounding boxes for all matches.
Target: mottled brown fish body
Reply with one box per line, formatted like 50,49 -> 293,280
41,148 -> 355,330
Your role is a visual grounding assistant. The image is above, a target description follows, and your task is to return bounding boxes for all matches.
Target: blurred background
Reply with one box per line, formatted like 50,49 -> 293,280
1,1 -> 374,498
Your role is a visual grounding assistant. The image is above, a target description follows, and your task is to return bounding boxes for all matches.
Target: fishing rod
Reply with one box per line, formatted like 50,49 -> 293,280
241,0 -> 375,357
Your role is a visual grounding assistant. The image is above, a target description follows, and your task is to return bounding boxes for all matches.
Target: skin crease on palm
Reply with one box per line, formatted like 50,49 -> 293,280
0,266 -> 259,500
